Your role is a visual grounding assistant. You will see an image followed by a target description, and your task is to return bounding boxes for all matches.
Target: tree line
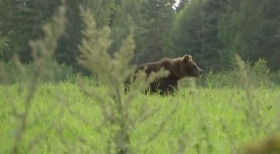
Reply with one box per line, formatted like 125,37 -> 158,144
0,0 -> 279,75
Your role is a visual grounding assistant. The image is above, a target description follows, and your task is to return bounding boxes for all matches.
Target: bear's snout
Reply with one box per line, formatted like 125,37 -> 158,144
200,69 -> 204,75
198,68 -> 204,76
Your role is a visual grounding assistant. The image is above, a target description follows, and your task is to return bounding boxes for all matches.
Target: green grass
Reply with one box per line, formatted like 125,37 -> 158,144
1,82 -> 279,154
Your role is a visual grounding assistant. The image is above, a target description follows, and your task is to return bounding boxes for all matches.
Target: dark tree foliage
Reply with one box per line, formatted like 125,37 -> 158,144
136,0 -> 176,64
54,0 -> 84,73
219,0 -> 280,71
257,0 -> 280,70
172,0 -> 228,71
175,0 -> 189,12
0,0 -> 60,62
0,0 -> 279,74
219,0 -> 264,66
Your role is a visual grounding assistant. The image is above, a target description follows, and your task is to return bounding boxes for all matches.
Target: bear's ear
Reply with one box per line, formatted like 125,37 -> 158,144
183,54 -> 192,62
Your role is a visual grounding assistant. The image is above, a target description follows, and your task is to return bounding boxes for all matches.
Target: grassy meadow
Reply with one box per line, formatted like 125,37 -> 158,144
1,78 -> 280,154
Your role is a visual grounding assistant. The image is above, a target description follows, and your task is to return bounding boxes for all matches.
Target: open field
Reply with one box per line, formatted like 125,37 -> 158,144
1,82 -> 279,154
1,1 -> 280,153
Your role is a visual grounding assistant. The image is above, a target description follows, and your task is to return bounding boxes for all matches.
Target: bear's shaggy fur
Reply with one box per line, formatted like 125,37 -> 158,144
125,54 -> 204,96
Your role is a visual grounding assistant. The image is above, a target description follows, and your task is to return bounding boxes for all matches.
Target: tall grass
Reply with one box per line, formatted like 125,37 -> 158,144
0,80 -> 279,153
0,1 -> 280,154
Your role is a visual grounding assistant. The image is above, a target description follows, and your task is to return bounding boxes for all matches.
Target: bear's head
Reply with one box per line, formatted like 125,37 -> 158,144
177,54 -> 204,78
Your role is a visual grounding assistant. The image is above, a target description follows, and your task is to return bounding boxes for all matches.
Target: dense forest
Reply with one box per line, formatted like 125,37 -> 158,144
0,0 -> 279,75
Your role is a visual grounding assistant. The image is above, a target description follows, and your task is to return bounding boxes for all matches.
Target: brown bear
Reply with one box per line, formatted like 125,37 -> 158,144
124,54 -> 204,96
